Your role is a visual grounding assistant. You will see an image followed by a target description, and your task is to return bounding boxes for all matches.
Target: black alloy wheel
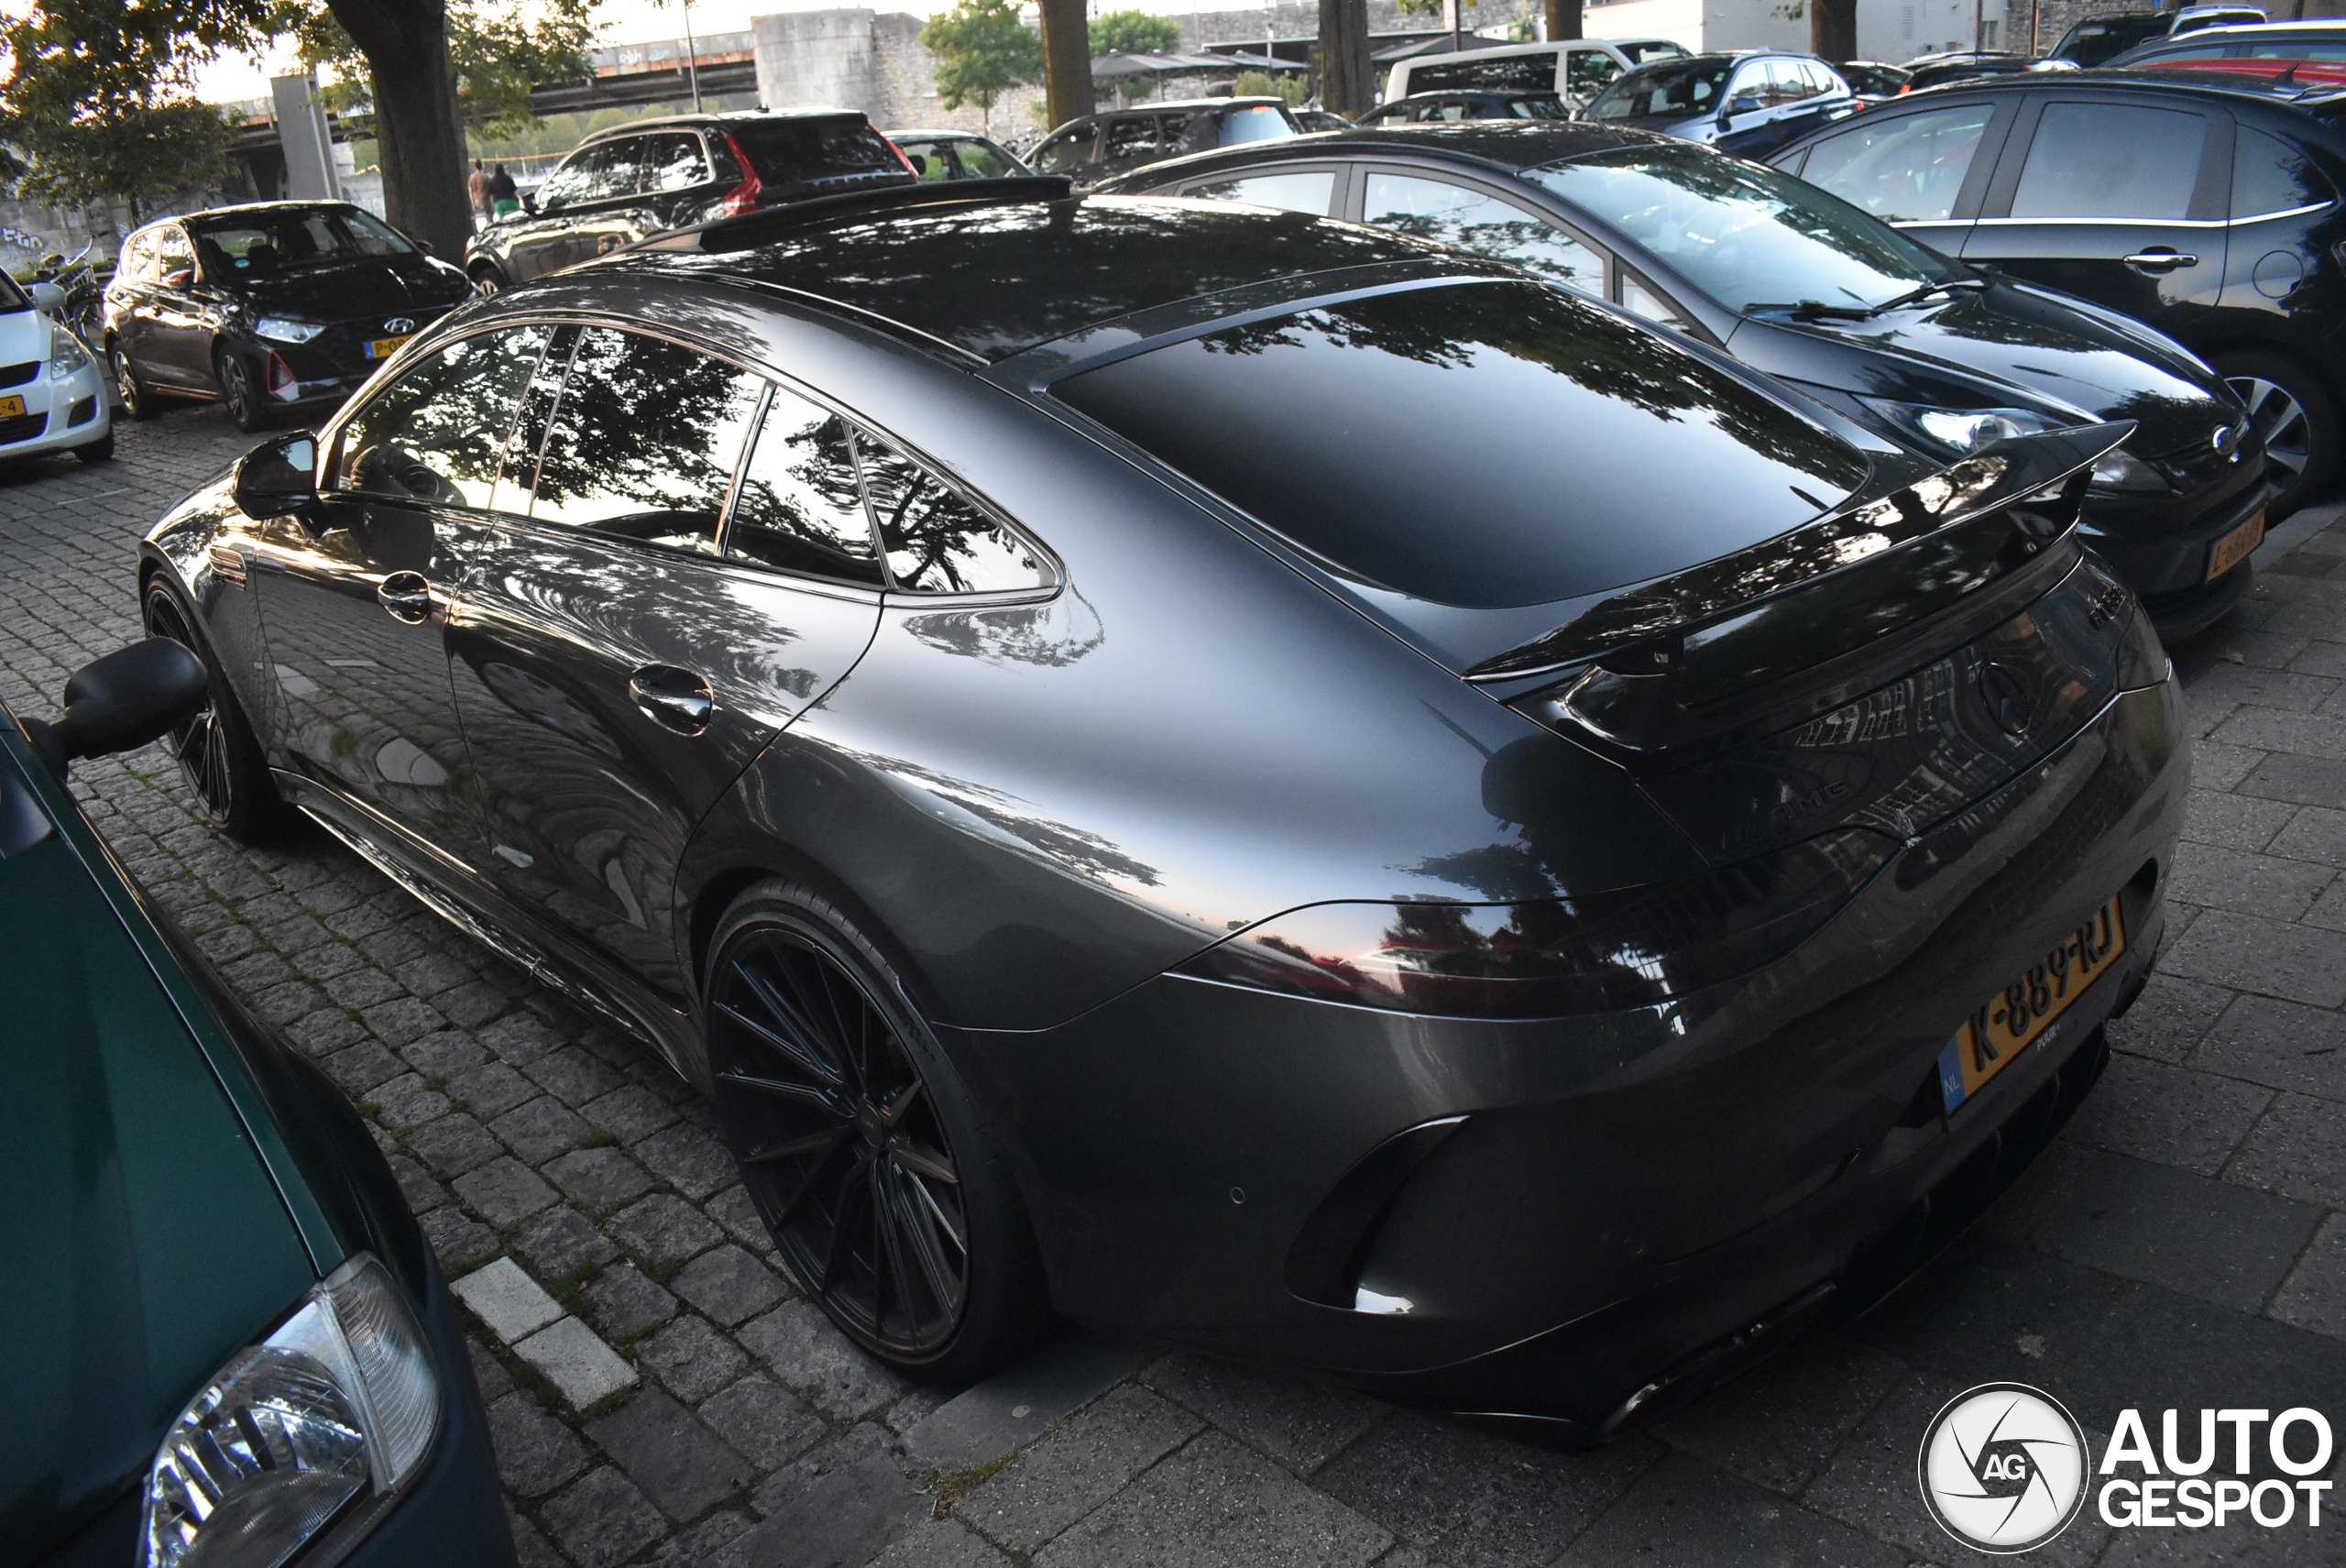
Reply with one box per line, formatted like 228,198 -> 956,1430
216,349 -> 269,433
2217,351 -> 2339,521
705,884 -> 1051,1378
111,341 -> 157,421
140,578 -> 293,841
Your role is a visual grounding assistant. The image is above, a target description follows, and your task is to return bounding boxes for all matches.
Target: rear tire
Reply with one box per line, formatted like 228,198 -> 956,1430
141,576 -> 296,843
703,881 -> 1055,1384
2214,349 -> 2338,521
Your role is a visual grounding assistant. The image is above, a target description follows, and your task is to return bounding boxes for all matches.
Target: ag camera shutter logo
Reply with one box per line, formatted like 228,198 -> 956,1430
1918,1383 -> 2091,1553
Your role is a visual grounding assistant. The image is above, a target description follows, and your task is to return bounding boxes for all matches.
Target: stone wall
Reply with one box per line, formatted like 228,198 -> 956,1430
751,8 -> 1047,137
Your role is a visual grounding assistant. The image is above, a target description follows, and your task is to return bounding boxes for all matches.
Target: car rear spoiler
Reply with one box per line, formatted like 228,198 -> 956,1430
1463,422 -> 2134,693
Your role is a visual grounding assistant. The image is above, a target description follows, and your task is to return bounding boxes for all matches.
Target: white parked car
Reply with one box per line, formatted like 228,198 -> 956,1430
1384,36 -> 1690,107
2,273 -> 113,464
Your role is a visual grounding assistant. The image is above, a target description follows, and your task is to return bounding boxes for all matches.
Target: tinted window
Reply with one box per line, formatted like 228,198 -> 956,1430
1510,94 -> 1571,118
946,137 -> 1027,178
1032,126 -> 1094,172
1414,52 -> 1559,93
1568,49 -> 1622,97
330,325 -> 553,509
2010,103 -> 2206,219
1767,60 -> 1822,103
191,206 -> 411,276
120,232 -> 157,281
1219,105 -> 1295,146
1105,115 -> 1168,161
856,439 -> 1050,595
157,228 -> 194,280
537,151 -> 597,208
1184,170 -> 1336,214
582,137 -> 649,200
2233,126 -> 2337,218
530,327 -> 764,554
1531,143 -> 1953,314
896,138 -> 955,181
644,131 -> 710,191
1587,60 -> 1732,119
1795,102 -> 1996,223
1054,282 -> 1867,609
2246,41 -> 2346,60
1362,173 -> 1603,292
1621,40 -> 1689,64
728,117 -> 912,199
2053,15 -> 2168,65
725,387 -> 882,585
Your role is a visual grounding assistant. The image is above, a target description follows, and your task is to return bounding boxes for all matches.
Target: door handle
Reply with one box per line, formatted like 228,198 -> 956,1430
2122,249 -> 2198,272
630,665 -> 714,734
376,570 -> 432,623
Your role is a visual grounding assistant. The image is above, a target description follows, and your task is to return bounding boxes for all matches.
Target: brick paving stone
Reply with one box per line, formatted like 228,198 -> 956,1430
532,1045 -> 629,1107
2225,1091 -> 2346,1210
449,1060 -> 539,1120
386,1153 -> 449,1215
408,1113 -> 504,1178
582,1083 -> 683,1144
481,1013 -> 569,1064
326,968 -> 406,1009
641,1313 -> 751,1403
672,1245 -> 786,1328
455,1157 -> 562,1228
438,979 -> 516,1028
1032,1431 -> 1392,1568
1648,1336 -> 1908,1496
2236,749 -> 2346,805
321,1040 -> 406,1096
288,1008 -> 369,1058
421,1208 -> 500,1273
2267,1212 -> 2346,1339
1139,1354 -> 1382,1476
364,994 -> 448,1046
608,1193 -> 725,1270
491,1390 -> 592,1497
732,1435 -> 928,1568
403,1029 -> 489,1080
586,1263 -> 682,1343
2166,841 -> 2334,919
738,1299 -> 913,1420
958,1385 -> 1203,1552
2059,1054 -> 2273,1176
699,1376 -> 828,1470
586,1387 -> 753,1521
872,1518 -> 1014,1568
495,1095 -> 595,1164
516,1315 -> 640,1409
2104,974 -> 2233,1064
2160,911 -> 2346,1007
543,1467 -> 669,1568
2190,995 -> 2346,1102
513,1204 -> 623,1278
372,1071 -> 453,1129
636,1122 -> 740,1201
1553,1451 -> 1905,1568
546,1146 -> 657,1210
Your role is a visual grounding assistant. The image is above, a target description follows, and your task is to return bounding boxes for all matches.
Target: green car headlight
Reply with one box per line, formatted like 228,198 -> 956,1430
142,1255 -> 438,1568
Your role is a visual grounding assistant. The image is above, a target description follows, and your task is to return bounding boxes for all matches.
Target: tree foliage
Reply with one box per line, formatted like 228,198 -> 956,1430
1089,8 -> 1178,55
291,0 -> 597,137
920,0 -> 1042,132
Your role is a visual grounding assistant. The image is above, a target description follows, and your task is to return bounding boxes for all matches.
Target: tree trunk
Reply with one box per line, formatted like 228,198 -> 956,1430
1811,0 -> 1858,65
1036,0 -> 1093,134
325,0 -> 471,258
1546,0 -> 1583,41
1320,0 -> 1374,117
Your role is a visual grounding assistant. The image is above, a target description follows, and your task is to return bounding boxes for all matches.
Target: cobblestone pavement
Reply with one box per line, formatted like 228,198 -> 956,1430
6,406 -> 2345,1568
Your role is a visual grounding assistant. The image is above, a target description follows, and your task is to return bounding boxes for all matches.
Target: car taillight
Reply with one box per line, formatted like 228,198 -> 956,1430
1178,829 -> 1897,1018
722,134 -> 762,214
883,137 -> 918,176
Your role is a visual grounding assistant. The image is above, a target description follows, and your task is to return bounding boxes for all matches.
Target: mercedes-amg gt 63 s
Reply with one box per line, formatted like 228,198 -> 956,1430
137,180 -> 2186,1441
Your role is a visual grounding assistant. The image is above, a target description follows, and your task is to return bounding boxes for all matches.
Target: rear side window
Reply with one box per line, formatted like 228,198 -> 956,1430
1219,105 -> 1295,146
583,137 -> 649,200
644,132 -> 710,192
2009,103 -> 2206,219
1053,281 -> 1866,609
1032,126 -> 1095,172
1105,116 -> 1168,161
1183,170 -> 1336,214
856,439 -> 1051,595
1568,50 -> 1621,97
1413,51 -> 1557,93
729,117 -> 911,198
2232,126 -> 2337,218
331,325 -> 554,509
726,386 -> 882,585
1796,103 -> 1997,223
529,326 -> 764,554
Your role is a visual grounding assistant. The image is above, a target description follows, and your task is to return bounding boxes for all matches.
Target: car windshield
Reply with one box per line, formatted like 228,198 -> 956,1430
1584,60 -> 1734,119
1529,143 -> 1957,315
727,117 -> 912,196
1052,280 -> 1865,609
1510,94 -> 1572,118
1621,41 -> 1691,63
189,207 -> 413,275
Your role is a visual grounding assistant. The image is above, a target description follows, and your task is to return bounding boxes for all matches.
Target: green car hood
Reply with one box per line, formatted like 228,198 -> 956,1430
0,759 -> 316,1563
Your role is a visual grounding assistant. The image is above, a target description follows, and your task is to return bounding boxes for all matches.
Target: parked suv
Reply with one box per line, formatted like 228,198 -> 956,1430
1384,36 -> 1690,108
1776,70 -> 2346,519
1027,98 -> 1299,189
464,109 -> 915,292
1582,51 -> 1858,159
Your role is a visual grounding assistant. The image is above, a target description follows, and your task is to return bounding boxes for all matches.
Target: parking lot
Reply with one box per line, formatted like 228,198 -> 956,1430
5,402 -> 2344,1567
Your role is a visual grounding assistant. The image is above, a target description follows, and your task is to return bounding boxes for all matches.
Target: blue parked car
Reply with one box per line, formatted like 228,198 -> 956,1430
1581,50 -> 1858,158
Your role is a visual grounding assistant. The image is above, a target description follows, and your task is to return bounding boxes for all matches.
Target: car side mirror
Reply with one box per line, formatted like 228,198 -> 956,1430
20,640 -> 209,782
26,280 -> 65,313
235,432 -> 321,524
528,195 -> 546,215
415,237 -> 433,255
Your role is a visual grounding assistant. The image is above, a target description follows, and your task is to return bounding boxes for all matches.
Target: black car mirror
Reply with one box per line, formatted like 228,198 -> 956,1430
235,432 -> 321,523
20,640 -> 209,781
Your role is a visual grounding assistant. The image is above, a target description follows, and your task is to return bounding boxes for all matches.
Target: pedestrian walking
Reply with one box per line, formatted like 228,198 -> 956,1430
488,163 -> 520,219
466,159 -> 490,229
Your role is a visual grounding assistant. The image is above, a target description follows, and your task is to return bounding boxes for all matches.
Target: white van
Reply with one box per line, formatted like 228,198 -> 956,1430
1384,37 -> 1691,106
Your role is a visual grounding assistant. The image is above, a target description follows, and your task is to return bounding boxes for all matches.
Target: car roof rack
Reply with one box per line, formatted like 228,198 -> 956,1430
630,176 -> 1075,255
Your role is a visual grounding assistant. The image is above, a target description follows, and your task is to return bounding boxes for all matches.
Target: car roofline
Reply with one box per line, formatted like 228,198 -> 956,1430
1099,123 -> 1682,184
620,173 -> 1072,257
581,106 -> 869,143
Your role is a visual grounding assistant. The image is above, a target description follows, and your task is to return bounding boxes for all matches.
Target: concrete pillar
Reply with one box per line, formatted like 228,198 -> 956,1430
752,10 -> 885,121
271,73 -> 341,203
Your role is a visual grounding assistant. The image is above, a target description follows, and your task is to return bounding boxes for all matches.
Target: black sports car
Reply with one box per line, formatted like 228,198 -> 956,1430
103,202 -> 473,433
140,181 -> 2184,1436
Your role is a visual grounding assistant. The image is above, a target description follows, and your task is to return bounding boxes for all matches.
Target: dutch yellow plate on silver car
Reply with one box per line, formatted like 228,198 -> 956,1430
1939,896 -> 2125,1114
2209,511 -> 2264,582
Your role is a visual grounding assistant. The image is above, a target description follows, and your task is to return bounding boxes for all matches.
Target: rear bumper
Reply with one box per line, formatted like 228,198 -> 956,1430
958,674 -> 2186,1428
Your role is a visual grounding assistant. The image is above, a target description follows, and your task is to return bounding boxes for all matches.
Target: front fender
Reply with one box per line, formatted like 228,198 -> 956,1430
139,467 -> 277,732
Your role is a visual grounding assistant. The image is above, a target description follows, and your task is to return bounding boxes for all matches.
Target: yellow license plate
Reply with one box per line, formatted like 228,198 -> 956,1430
0,394 -> 22,418
363,334 -> 411,360
1940,896 -> 2126,1114
2210,510 -> 2264,581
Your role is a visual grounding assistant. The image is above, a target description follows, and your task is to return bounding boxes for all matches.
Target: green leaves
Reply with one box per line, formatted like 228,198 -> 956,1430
1088,8 -> 1178,56
920,0 -> 1043,118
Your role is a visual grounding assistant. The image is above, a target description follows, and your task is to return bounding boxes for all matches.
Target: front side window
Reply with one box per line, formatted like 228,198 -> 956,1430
330,325 -> 554,509
1105,116 -> 1167,161
946,137 -> 1026,178
1529,143 -> 1957,313
1052,280 -> 1865,609
157,228 -> 195,281
726,387 -> 882,585
538,152 -> 597,209
857,439 -> 1050,595
1362,173 -> 1604,292
2232,126 -> 2337,219
2009,103 -> 2207,220
1183,169 -> 1336,214
1033,126 -> 1095,172
1794,102 -> 1996,223
529,327 -> 763,553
